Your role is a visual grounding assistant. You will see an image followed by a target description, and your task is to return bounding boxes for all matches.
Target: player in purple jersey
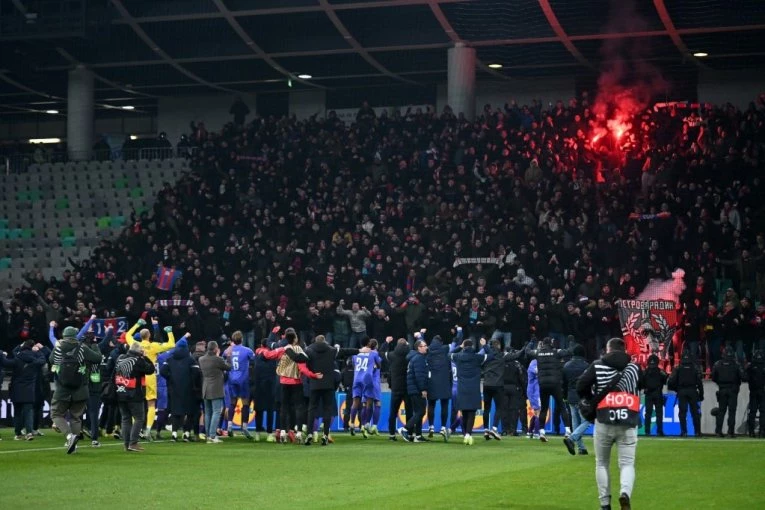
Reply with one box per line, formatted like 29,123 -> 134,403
348,338 -> 373,436
360,339 -> 383,437
224,331 -> 255,439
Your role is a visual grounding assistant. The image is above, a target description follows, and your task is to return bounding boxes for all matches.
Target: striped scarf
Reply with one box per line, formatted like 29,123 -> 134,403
157,299 -> 195,308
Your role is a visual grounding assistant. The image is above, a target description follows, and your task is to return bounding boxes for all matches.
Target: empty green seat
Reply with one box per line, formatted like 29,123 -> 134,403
112,215 -> 126,227
55,198 -> 69,209
130,187 -> 144,198
0,257 -> 11,269
61,236 -> 76,247
60,227 -> 74,238
97,216 -> 112,229
16,191 -> 28,201
0,228 -> 7,239
8,228 -> 22,239
114,178 -> 128,189
20,228 -> 33,239
0,219 -> 9,228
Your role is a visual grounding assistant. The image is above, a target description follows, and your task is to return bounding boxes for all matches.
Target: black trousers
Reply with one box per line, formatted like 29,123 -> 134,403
716,387 -> 739,435
390,391 -> 411,433
483,386 -> 505,430
427,398 -> 450,430
280,384 -> 305,431
307,388 -> 335,436
406,394 -> 426,436
171,413 -> 191,433
748,391 -> 765,435
342,389 -> 352,429
644,391 -> 664,435
189,399 -> 203,435
677,390 -> 700,435
85,393 -> 101,440
503,386 -> 522,434
539,386 -> 570,430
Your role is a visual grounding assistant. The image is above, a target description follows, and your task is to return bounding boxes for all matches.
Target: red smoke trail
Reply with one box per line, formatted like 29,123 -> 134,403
589,1 -> 668,156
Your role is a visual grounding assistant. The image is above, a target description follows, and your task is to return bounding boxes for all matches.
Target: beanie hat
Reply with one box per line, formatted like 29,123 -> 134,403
573,344 -> 585,357
63,326 -> 79,339
176,338 -> 188,350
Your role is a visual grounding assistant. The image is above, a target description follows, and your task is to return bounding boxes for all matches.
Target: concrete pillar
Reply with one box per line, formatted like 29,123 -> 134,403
447,43 -> 476,120
67,66 -> 94,161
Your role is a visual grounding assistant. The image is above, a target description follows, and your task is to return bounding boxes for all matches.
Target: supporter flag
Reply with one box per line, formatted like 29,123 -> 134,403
156,265 -> 182,291
618,299 -> 677,369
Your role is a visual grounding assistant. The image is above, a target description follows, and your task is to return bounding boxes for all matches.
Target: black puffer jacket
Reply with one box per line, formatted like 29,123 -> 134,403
383,340 -> 411,393
535,347 -> 566,389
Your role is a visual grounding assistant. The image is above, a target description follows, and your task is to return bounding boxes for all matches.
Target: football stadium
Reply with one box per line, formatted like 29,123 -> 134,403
0,1 -> 764,509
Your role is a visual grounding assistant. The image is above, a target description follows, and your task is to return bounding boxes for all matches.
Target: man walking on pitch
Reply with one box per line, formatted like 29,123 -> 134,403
49,325 -> 103,454
562,344 -> 591,455
577,338 -> 643,510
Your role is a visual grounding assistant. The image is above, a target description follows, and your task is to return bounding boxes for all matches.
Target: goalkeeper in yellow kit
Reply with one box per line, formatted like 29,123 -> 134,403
124,317 -> 175,440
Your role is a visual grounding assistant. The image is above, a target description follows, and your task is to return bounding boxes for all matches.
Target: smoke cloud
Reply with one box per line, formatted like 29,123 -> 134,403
590,0 -> 669,144
636,268 -> 686,303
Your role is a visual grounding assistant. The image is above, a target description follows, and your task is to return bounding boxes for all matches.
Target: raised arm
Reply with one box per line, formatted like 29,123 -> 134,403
77,314 -> 97,340
153,327 -> 177,355
49,322 -> 58,347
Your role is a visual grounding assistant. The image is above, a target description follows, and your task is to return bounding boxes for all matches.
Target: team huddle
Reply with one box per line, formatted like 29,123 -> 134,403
40,313 -> 569,450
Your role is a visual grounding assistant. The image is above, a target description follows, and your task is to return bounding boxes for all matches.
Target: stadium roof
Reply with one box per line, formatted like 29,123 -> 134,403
1,0 -> 764,116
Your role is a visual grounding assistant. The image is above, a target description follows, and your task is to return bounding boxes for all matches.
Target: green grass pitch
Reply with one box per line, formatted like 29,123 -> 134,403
1,429 -> 762,509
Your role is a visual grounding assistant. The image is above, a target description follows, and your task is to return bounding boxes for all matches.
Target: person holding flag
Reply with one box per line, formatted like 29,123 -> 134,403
156,264 -> 182,292
123,317 -> 176,440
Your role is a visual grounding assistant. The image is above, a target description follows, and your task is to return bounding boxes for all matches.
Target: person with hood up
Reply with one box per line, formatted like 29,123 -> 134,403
160,334 -> 197,442
1,340 -> 47,440
711,345 -> 745,437
382,336 -> 411,441
49,325 -> 103,454
667,348 -> 704,437
450,338 -> 488,445
577,338 -> 643,510
425,332 -> 452,441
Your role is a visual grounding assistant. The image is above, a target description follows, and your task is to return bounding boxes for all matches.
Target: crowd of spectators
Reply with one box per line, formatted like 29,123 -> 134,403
4,91 -> 765,376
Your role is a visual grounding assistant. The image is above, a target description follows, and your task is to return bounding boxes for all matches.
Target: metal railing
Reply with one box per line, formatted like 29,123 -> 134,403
2,146 -> 198,174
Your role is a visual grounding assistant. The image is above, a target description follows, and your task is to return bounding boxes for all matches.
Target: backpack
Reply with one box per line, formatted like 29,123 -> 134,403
58,345 -> 85,388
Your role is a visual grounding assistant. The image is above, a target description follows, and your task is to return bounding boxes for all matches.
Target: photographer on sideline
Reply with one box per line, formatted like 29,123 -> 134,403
577,338 -> 643,510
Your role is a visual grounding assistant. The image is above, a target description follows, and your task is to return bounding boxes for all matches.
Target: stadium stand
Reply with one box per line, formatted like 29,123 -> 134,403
0,157 -> 189,294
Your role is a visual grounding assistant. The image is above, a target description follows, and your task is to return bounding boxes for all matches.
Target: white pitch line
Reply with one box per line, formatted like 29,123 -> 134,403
0,439 -> 170,454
